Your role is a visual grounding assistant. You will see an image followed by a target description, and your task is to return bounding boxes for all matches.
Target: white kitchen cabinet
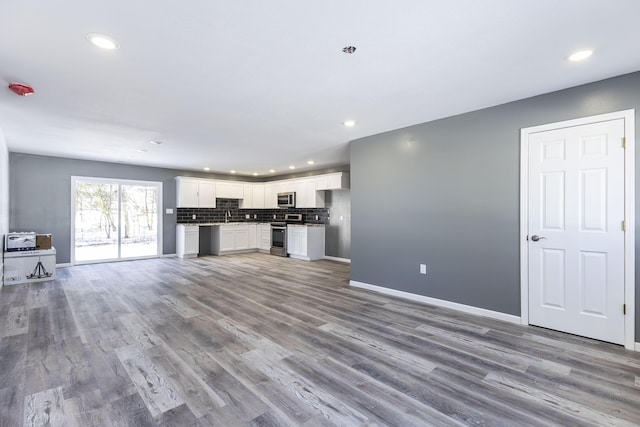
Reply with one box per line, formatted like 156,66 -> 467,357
252,184 -> 265,208
177,224 -> 200,258
198,180 -> 216,207
248,224 -> 257,248
259,224 -> 271,252
295,178 -> 324,208
176,177 -> 216,208
216,181 -> 244,199
212,224 -> 254,255
315,172 -> 350,190
264,183 -> 277,208
240,184 -> 265,209
241,184 -> 253,208
287,225 -> 325,261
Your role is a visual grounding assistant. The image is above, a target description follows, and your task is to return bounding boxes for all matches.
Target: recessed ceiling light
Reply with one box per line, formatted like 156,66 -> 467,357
204,167 -> 210,171
230,170 -> 236,174
149,140 -> 162,145
307,160 -> 315,165
87,33 -> 120,50
568,49 -> 593,62
253,172 -> 259,176
343,120 -> 356,127
137,149 -> 147,153
269,169 -> 276,173
289,166 -> 296,170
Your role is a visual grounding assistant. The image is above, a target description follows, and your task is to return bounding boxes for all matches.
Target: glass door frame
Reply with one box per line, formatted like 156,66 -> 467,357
71,176 -> 163,265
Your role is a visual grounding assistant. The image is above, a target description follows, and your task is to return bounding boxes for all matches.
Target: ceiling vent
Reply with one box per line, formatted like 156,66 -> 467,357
342,46 -> 357,54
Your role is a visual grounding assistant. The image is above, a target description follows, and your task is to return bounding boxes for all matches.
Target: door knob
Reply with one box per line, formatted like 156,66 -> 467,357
530,235 -> 546,242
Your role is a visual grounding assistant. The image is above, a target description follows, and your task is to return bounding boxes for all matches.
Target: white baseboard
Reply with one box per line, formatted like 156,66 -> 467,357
635,342 -> 640,352
323,256 -> 351,263
162,253 -> 177,258
349,280 -> 521,324
56,263 -> 72,268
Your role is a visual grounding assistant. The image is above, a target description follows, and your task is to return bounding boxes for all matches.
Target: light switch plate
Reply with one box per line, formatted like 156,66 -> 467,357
165,208 -> 174,214
420,264 -> 427,274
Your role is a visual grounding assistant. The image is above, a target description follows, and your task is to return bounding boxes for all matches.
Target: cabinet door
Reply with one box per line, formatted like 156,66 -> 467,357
234,226 -> 249,250
242,184 -> 254,208
198,180 -> 216,208
185,228 -> 200,254
217,182 -> 244,199
177,178 -> 200,207
220,228 -> 235,251
252,184 -> 265,209
264,183 -> 276,208
247,224 -> 257,249
260,224 -> 271,250
287,227 -> 307,256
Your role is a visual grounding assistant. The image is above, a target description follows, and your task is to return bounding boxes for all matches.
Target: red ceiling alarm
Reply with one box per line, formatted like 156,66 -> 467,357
8,83 -> 35,96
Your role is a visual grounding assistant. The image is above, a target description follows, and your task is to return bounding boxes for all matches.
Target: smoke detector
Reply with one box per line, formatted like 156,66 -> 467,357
8,83 -> 35,96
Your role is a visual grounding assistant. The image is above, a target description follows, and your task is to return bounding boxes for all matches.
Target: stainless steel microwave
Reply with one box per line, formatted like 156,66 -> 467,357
277,192 -> 296,208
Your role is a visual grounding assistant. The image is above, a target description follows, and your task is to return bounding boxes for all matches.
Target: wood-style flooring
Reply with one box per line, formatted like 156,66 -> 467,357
1,253 -> 640,426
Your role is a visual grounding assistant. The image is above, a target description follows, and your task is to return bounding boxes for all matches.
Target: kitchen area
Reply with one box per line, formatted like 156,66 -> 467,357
175,172 -> 349,262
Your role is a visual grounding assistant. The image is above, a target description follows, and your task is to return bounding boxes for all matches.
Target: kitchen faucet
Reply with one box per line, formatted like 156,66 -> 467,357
225,210 -> 231,223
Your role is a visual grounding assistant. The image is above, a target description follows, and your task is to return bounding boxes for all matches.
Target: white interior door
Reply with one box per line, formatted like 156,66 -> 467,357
527,118 -> 625,344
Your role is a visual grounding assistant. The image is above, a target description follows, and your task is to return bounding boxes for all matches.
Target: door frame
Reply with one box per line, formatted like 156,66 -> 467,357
520,109 -> 635,350
70,176 -> 163,265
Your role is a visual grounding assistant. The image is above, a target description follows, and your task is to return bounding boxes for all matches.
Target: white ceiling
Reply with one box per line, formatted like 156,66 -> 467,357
1,1 -> 640,177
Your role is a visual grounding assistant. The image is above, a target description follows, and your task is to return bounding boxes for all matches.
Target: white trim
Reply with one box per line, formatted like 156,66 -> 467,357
520,109 -> 635,350
323,255 -> 351,263
56,263 -> 72,268
635,342 -> 640,352
162,253 -> 176,258
350,280 -> 521,324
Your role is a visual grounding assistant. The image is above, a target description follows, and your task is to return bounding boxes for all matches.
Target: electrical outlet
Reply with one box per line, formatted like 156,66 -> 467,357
254,214 -> 257,219
245,214 -> 250,219
420,264 -> 427,275
192,214 -> 197,220
273,214 -> 276,219
315,215 -> 319,220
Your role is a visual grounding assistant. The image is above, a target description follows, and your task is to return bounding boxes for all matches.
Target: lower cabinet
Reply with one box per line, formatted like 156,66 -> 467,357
287,225 -> 325,261
211,224 -> 267,255
177,225 -> 200,258
259,224 -> 271,252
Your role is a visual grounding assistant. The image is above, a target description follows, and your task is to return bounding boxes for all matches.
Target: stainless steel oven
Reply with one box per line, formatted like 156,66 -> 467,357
270,213 -> 302,257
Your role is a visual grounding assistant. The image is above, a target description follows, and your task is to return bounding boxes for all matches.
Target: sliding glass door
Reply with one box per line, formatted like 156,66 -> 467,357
73,177 -> 162,263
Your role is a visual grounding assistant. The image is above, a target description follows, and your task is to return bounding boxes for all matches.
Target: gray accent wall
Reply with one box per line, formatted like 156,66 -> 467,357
8,155 -> 224,264
350,71 -> 640,341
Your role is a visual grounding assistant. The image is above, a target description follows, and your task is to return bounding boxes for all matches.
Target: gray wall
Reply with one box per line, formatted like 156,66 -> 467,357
351,71 -> 640,341
8,154 -> 350,264
8,155 -> 238,264
325,190 -> 351,259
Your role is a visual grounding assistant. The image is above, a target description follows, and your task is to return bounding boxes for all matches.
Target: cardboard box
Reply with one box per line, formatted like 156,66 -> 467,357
36,234 -> 52,250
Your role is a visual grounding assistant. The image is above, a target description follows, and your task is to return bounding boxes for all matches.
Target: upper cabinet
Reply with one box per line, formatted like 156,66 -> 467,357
315,172 -> 350,190
176,177 -> 216,208
216,181 -> 244,199
176,172 -> 349,209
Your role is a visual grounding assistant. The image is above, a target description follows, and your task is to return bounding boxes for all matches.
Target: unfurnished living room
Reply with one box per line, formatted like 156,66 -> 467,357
2,1 -> 640,426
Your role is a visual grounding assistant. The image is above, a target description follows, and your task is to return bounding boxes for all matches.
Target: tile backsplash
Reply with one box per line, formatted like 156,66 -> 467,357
176,199 -> 329,224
